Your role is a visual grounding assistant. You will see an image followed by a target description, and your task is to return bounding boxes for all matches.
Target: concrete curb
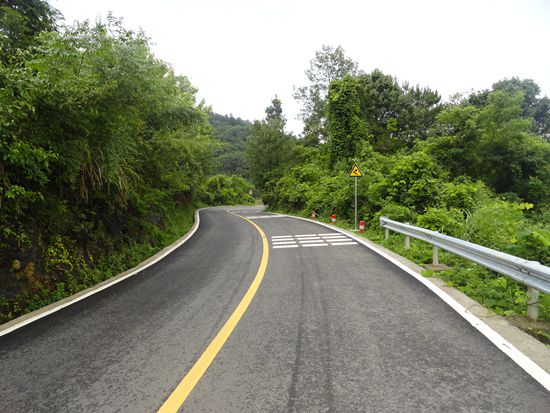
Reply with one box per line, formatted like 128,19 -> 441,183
0,208 -> 203,338
282,213 -> 550,391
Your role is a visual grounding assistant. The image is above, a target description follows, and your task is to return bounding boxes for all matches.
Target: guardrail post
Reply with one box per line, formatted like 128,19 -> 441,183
527,287 -> 539,321
384,228 -> 389,240
404,235 -> 410,249
432,246 -> 439,266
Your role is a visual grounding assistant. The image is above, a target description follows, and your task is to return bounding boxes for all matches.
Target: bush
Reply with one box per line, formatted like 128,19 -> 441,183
416,207 -> 465,235
204,175 -> 255,206
374,203 -> 417,225
463,200 -> 526,250
507,227 -> 550,266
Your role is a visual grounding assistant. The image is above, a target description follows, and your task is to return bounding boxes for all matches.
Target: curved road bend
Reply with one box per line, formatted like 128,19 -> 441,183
0,207 -> 263,412
0,207 -> 549,412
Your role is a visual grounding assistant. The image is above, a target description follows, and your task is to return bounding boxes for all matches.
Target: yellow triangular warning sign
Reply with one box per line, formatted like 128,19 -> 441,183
349,163 -> 363,177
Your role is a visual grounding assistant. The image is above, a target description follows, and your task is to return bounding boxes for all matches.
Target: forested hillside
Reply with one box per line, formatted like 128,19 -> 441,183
247,46 -> 550,322
0,1 -> 252,322
209,113 -> 251,177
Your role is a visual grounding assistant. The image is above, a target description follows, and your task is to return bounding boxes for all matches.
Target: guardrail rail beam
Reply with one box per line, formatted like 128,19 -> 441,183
380,216 -> 550,321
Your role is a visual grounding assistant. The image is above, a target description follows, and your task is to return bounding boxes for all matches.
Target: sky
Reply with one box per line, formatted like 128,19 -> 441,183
52,0 -> 550,135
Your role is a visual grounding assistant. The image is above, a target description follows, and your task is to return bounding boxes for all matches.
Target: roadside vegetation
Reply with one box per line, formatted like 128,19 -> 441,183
246,46 -> 550,329
0,2 -> 253,323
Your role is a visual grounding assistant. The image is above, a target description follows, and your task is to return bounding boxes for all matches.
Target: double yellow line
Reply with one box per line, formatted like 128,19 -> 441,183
157,214 -> 269,412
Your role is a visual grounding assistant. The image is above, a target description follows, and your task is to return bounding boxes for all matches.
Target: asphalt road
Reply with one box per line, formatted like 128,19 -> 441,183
0,207 -> 549,412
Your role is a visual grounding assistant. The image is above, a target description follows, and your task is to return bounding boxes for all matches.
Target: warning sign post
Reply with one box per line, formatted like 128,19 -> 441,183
349,163 -> 363,230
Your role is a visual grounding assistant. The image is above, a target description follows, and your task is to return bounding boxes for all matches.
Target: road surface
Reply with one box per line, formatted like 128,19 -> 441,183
0,207 -> 548,412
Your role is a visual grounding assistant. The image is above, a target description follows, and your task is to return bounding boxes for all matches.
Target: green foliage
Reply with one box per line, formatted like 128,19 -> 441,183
377,151 -> 442,212
462,200 -> 524,249
437,179 -> 489,211
43,236 -> 74,281
374,204 -> 417,225
427,89 -> 550,204
416,207 -> 464,234
508,228 -> 550,266
326,75 -> 368,168
0,0 -> 60,58
209,113 -> 251,176
294,45 -> 359,144
204,174 -> 254,206
0,14 -> 227,323
245,98 -> 296,198
441,265 -> 529,317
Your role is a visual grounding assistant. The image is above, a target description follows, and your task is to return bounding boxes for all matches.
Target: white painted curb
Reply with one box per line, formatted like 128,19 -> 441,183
0,209 -> 203,338
283,214 -> 550,392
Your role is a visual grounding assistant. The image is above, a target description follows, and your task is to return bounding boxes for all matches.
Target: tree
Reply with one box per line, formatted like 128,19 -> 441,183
427,89 -> 550,204
468,77 -> 550,141
264,95 -> 286,131
0,16 -> 213,259
294,45 -> 359,145
0,0 -> 59,58
246,98 -> 295,196
209,113 -> 251,177
326,75 -> 367,168
0,13 -> 222,322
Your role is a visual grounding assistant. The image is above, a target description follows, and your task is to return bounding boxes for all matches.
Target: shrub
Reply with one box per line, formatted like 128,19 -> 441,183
374,203 -> 417,225
204,174 -> 254,206
416,207 -> 465,235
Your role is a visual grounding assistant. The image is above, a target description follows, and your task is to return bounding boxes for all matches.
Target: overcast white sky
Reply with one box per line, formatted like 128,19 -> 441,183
52,0 -> 550,135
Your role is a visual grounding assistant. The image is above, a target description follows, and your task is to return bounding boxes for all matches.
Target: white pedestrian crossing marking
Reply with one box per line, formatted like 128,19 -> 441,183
269,233 -> 359,249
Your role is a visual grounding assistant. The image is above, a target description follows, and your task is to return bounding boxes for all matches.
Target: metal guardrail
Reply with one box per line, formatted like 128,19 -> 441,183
380,217 -> 550,319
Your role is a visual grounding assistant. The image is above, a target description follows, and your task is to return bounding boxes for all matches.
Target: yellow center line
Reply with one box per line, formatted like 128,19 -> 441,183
157,213 -> 269,413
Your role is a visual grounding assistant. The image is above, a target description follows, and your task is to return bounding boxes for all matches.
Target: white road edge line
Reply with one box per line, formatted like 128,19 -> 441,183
280,213 -> 550,392
0,208 -> 204,338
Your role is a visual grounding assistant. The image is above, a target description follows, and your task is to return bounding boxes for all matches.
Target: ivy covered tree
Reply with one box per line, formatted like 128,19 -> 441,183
326,75 -> 367,168
294,45 -> 359,146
